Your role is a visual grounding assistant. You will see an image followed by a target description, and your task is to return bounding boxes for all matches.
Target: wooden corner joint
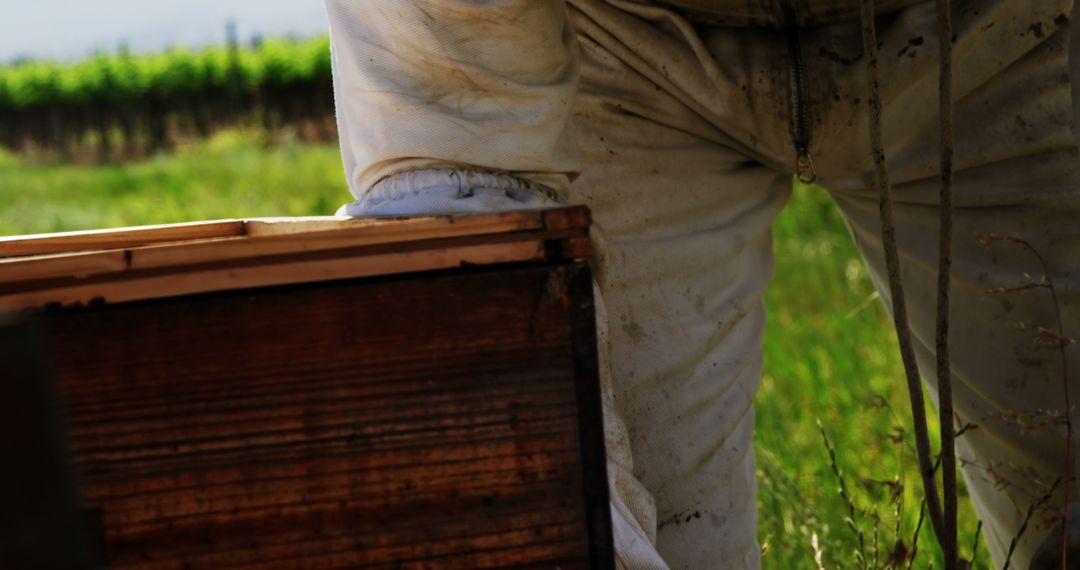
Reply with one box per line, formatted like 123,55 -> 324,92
542,206 -> 592,232
544,236 -> 593,262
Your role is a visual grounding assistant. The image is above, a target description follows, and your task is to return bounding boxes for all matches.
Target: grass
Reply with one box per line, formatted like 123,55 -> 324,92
757,182 -> 989,568
0,132 -> 990,568
0,132 -> 346,235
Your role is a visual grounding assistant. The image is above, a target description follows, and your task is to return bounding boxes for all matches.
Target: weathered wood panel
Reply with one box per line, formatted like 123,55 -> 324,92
0,220 -> 245,257
0,316 -> 98,569
0,211 -> 545,260
0,241 -> 546,312
0,208 -> 590,313
42,263 -> 612,569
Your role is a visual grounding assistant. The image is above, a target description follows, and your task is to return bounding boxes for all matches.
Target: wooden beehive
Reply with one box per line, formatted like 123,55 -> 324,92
0,207 -> 613,569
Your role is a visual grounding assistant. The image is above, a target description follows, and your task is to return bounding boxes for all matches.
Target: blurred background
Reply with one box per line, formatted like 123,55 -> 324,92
1,0 -> 327,62
0,3 -> 986,568
0,1 -> 333,167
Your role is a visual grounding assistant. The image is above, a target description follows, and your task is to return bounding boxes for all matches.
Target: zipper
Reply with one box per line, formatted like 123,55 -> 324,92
781,0 -> 817,184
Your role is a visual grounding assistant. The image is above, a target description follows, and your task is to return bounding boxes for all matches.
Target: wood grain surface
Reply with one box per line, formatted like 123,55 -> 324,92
0,211 -> 545,260
0,220 -> 245,257
0,208 -> 591,313
41,263 -> 613,569
0,241 -> 546,312
0,316 -> 99,569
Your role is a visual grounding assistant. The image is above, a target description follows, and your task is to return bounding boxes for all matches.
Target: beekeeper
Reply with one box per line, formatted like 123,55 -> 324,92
323,1 -> 1080,568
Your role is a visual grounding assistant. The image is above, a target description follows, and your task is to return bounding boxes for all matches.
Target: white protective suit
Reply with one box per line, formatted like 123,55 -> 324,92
324,0 -> 1080,568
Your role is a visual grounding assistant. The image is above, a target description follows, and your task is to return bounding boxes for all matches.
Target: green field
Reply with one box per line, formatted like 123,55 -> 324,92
0,133 -> 989,568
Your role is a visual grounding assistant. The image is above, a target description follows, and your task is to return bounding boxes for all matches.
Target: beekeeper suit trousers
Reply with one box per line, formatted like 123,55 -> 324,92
324,0 -> 1080,568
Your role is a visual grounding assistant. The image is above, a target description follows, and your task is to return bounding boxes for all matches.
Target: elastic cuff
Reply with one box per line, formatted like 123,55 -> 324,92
337,168 -> 564,217
372,169 -> 560,203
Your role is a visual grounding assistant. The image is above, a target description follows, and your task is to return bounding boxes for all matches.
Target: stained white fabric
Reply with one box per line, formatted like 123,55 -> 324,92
326,1 -> 1080,568
646,0 -> 926,28
1031,503 -> 1080,569
324,0 -> 581,199
336,169 -> 561,217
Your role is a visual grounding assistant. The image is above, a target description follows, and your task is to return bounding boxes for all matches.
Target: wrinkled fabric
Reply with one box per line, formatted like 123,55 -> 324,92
327,0 -> 1080,568
337,169 -> 561,217
1030,503 -> 1080,569
324,0 -> 581,198
651,0 -> 926,27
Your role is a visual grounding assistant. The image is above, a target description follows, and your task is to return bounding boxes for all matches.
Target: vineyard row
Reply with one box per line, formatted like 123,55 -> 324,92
0,36 -> 336,161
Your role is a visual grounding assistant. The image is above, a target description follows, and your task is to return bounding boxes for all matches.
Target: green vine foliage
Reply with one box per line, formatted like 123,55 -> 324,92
0,36 -> 335,159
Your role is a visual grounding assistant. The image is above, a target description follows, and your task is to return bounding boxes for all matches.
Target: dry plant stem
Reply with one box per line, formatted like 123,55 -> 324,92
908,499 -> 928,570
1012,238 -> 1073,569
811,532 -> 827,570
970,520 -> 982,564
934,0 -> 958,568
1044,264 -> 1073,570
818,421 -> 868,568
987,235 -> 1074,567
860,0 -> 946,546
872,510 -> 881,569
1003,477 -> 1065,570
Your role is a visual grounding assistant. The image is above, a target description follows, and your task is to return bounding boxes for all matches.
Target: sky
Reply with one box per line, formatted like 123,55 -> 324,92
1,0 -> 329,63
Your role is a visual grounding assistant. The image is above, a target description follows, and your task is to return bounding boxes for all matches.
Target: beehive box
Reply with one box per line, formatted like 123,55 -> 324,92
0,207 -> 613,569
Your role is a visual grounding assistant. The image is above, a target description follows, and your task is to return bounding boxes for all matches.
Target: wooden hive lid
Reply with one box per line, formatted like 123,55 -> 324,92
0,207 -> 591,312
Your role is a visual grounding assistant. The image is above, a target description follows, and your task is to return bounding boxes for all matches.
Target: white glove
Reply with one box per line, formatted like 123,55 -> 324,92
337,169 -> 562,218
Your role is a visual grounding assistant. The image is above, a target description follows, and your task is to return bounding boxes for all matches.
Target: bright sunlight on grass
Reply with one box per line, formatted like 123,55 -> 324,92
0,132 -> 987,568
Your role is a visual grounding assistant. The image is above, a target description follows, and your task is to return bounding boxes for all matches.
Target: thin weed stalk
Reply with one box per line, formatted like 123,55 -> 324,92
969,520 -> 982,565
933,1 -> 958,567
981,233 -> 1075,569
908,499 -> 928,570
859,0 -> 947,551
818,420 -> 868,568
1002,477 -> 1064,569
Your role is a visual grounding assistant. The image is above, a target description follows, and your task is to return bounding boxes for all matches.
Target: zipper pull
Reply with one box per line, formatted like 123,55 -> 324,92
795,147 -> 817,184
